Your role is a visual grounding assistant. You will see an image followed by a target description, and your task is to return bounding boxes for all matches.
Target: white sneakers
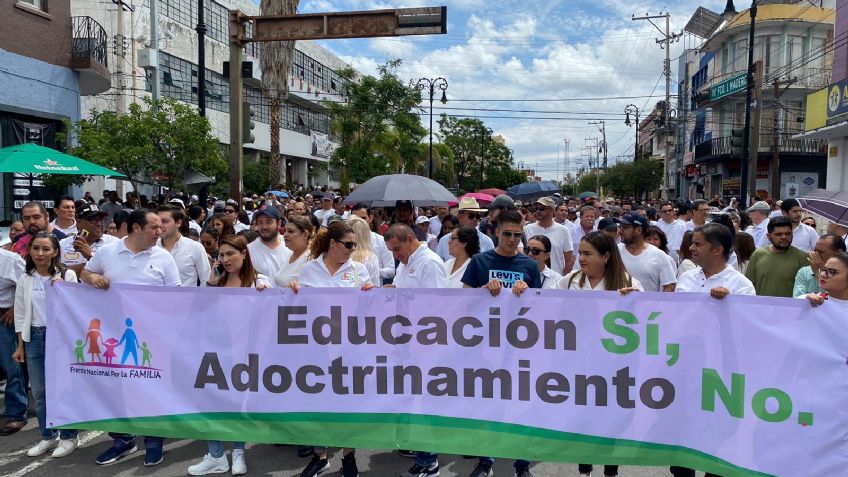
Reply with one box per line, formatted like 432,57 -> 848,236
27,438 -> 58,457
52,437 -> 80,458
188,454 -> 230,475
231,449 -> 247,476
27,436 -> 80,458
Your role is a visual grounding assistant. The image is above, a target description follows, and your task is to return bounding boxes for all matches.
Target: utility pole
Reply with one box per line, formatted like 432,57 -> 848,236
590,121 -> 607,169
746,60 -> 763,203
633,12 -> 681,199
478,126 -> 487,190
563,138 -> 570,183
227,7 -> 447,200
196,0 -> 207,116
149,0 -> 160,108
740,2 -> 757,206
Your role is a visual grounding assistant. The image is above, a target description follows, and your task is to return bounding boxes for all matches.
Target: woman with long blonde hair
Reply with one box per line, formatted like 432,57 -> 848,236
347,216 -> 380,286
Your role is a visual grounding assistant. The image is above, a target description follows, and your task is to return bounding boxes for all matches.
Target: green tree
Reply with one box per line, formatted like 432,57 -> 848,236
243,155 -> 271,196
600,160 -> 663,197
325,60 -> 426,193
68,97 -> 226,192
438,116 -> 517,190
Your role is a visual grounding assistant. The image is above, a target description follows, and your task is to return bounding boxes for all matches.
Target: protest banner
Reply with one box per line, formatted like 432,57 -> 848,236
46,283 -> 848,476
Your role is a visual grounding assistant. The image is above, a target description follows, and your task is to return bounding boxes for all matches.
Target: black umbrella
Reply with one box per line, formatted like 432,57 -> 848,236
798,188 -> 848,227
343,174 -> 458,207
505,180 -> 560,202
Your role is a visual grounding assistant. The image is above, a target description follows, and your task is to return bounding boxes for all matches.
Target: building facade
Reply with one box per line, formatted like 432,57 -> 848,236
0,0 -> 110,216
71,0 -> 352,196
679,1 -> 832,201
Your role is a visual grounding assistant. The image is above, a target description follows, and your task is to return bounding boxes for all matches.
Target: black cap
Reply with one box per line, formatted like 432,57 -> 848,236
598,218 -> 618,231
76,203 -> 108,220
617,212 -> 648,231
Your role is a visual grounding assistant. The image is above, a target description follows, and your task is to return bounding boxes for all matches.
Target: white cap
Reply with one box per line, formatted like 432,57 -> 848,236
416,216 -> 430,224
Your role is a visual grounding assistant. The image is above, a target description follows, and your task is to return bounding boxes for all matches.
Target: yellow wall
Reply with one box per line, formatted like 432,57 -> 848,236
805,88 -> 828,132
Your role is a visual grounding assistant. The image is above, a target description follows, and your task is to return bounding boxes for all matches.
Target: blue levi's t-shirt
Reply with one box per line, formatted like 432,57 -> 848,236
461,249 -> 541,289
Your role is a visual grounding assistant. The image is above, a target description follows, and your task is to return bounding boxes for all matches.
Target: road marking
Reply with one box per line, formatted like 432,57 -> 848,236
2,431 -> 103,477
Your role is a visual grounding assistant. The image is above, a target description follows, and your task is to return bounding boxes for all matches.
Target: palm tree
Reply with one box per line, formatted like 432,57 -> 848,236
260,0 -> 299,190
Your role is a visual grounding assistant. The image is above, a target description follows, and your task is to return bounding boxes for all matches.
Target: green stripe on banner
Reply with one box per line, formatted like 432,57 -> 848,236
61,412 -> 772,477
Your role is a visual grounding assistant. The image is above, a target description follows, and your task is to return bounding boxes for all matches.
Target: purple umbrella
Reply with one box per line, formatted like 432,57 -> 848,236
797,189 -> 848,227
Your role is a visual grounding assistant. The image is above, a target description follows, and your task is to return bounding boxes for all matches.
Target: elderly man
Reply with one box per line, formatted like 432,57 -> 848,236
436,198 -> 494,261
745,201 -> 772,248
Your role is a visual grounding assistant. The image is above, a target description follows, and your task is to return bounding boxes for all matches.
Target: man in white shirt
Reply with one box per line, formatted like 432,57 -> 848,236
313,196 -> 335,225
524,197 -> 574,274
0,249 -> 26,436
81,209 -> 180,468
436,198 -> 494,261
745,201 -> 772,248
780,198 -> 818,252
157,204 -> 210,287
428,206 -> 449,237
655,201 -> 686,262
684,199 -> 708,233
60,203 -> 118,275
247,206 -> 292,278
571,205 -> 597,259
677,223 -> 755,296
350,204 -> 394,282
50,195 -> 78,236
617,213 -> 676,292
385,224 -> 448,288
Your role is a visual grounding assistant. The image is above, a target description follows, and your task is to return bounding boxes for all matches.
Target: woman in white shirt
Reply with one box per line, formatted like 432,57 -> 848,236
274,216 -> 314,287
645,225 -> 678,275
192,234 -> 270,476
801,254 -> 848,309
554,230 -> 639,477
12,232 -> 80,459
444,225 -> 479,288
526,235 -> 562,289
347,216 -> 380,286
676,231 -> 698,278
557,230 -> 642,292
287,221 -> 372,477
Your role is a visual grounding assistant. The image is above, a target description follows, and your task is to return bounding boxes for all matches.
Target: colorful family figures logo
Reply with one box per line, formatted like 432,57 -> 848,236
77,317 -> 155,370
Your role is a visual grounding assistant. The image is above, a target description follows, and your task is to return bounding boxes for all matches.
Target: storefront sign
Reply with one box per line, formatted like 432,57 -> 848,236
826,78 -> 848,125
709,73 -> 747,101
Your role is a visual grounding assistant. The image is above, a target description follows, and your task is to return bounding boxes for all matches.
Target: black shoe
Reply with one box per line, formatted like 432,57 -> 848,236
301,454 -> 330,477
342,453 -> 359,477
401,462 -> 440,477
470,463 -> 494,477
514,467 -> 533,477
299,446 -> 316,458
398,449 -> 417,458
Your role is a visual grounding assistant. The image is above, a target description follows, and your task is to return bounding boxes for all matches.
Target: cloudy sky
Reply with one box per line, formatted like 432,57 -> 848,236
293,0 -> 728,181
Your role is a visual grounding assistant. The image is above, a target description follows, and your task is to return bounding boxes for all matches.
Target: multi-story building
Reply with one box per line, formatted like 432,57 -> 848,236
680,0 -> 832,201
71,0 -> 352,196
635,101 -> 676,198
0,0 -> 110,216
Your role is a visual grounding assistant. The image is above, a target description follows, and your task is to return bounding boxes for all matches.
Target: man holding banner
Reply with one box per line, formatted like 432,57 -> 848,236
80,209 -> 180,467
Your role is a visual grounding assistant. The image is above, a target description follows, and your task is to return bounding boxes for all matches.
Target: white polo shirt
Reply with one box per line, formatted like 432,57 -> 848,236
618,243 -> 677,292
791,223 -> 819,252
746,218 -> 771,248
298,254 -> 372,288
372,231 -> 395,279
675,264 -> 755,295
248,237 -> 292,279
556,270 -> 643,291
393,243 -> 447,289
158,235 -> 211,287
0,249 -> 24,308
60,233 -> 119,268
85,238 -> 181,286
524,221 -> 574,275
655,219 -> 686,262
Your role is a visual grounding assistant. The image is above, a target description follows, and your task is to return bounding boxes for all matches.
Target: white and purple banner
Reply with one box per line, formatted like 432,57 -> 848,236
46,283 -> 848,476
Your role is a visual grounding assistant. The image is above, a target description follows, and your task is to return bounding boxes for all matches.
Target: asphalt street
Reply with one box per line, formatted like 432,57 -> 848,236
0,419 -> 689,477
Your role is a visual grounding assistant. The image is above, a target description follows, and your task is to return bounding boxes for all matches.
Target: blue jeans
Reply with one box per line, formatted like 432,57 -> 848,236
480,457 -> 530,469
208,441 -> 245,458
108,433 -> 164,450
26,327 -> 77,440
0,321 -> 27,421
415,452 -> 438,466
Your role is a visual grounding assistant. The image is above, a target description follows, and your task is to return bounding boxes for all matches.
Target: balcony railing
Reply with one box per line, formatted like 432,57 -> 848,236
694,135 -> 827,162
71,16 -> 108,67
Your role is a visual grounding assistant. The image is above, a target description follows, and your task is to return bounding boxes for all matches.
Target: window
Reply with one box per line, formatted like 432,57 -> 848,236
733,39 -> 747,72
18,0 -> 45,11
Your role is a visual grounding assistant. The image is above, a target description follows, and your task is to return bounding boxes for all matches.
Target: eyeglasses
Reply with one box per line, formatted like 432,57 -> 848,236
526,247 -> 546,255
224,209 -> 237,214
500,231 -> 523,239
822,267 -> 840,278
336,240 -> 357,250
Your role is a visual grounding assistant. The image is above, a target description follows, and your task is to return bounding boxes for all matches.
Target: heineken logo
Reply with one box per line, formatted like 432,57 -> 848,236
34,158 -> 80,172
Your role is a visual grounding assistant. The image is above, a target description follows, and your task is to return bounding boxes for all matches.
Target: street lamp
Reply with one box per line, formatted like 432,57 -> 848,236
416,77 -> 448,179
624,104 -> 640,161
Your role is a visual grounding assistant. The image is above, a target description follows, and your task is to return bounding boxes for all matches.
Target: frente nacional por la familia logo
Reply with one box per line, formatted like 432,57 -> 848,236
70,317 -> 162,379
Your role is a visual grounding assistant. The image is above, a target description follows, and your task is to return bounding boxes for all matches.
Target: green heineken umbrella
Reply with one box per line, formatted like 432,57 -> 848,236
0,143 -> 125,177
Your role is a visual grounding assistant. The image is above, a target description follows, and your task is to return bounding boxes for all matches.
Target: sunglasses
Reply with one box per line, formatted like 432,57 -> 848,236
526,247 -> 547,255
224,209 -> 237,214
500,231 -> 523,239
336,240 -> 357,250
822,267 -> 839,278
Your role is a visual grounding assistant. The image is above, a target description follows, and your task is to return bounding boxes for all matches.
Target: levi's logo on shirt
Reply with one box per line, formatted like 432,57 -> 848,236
490,270 -> 523,288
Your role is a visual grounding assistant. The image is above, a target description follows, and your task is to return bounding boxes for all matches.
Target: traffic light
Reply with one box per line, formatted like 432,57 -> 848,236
242,101 -> 255,144
730,127 -> 745,158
